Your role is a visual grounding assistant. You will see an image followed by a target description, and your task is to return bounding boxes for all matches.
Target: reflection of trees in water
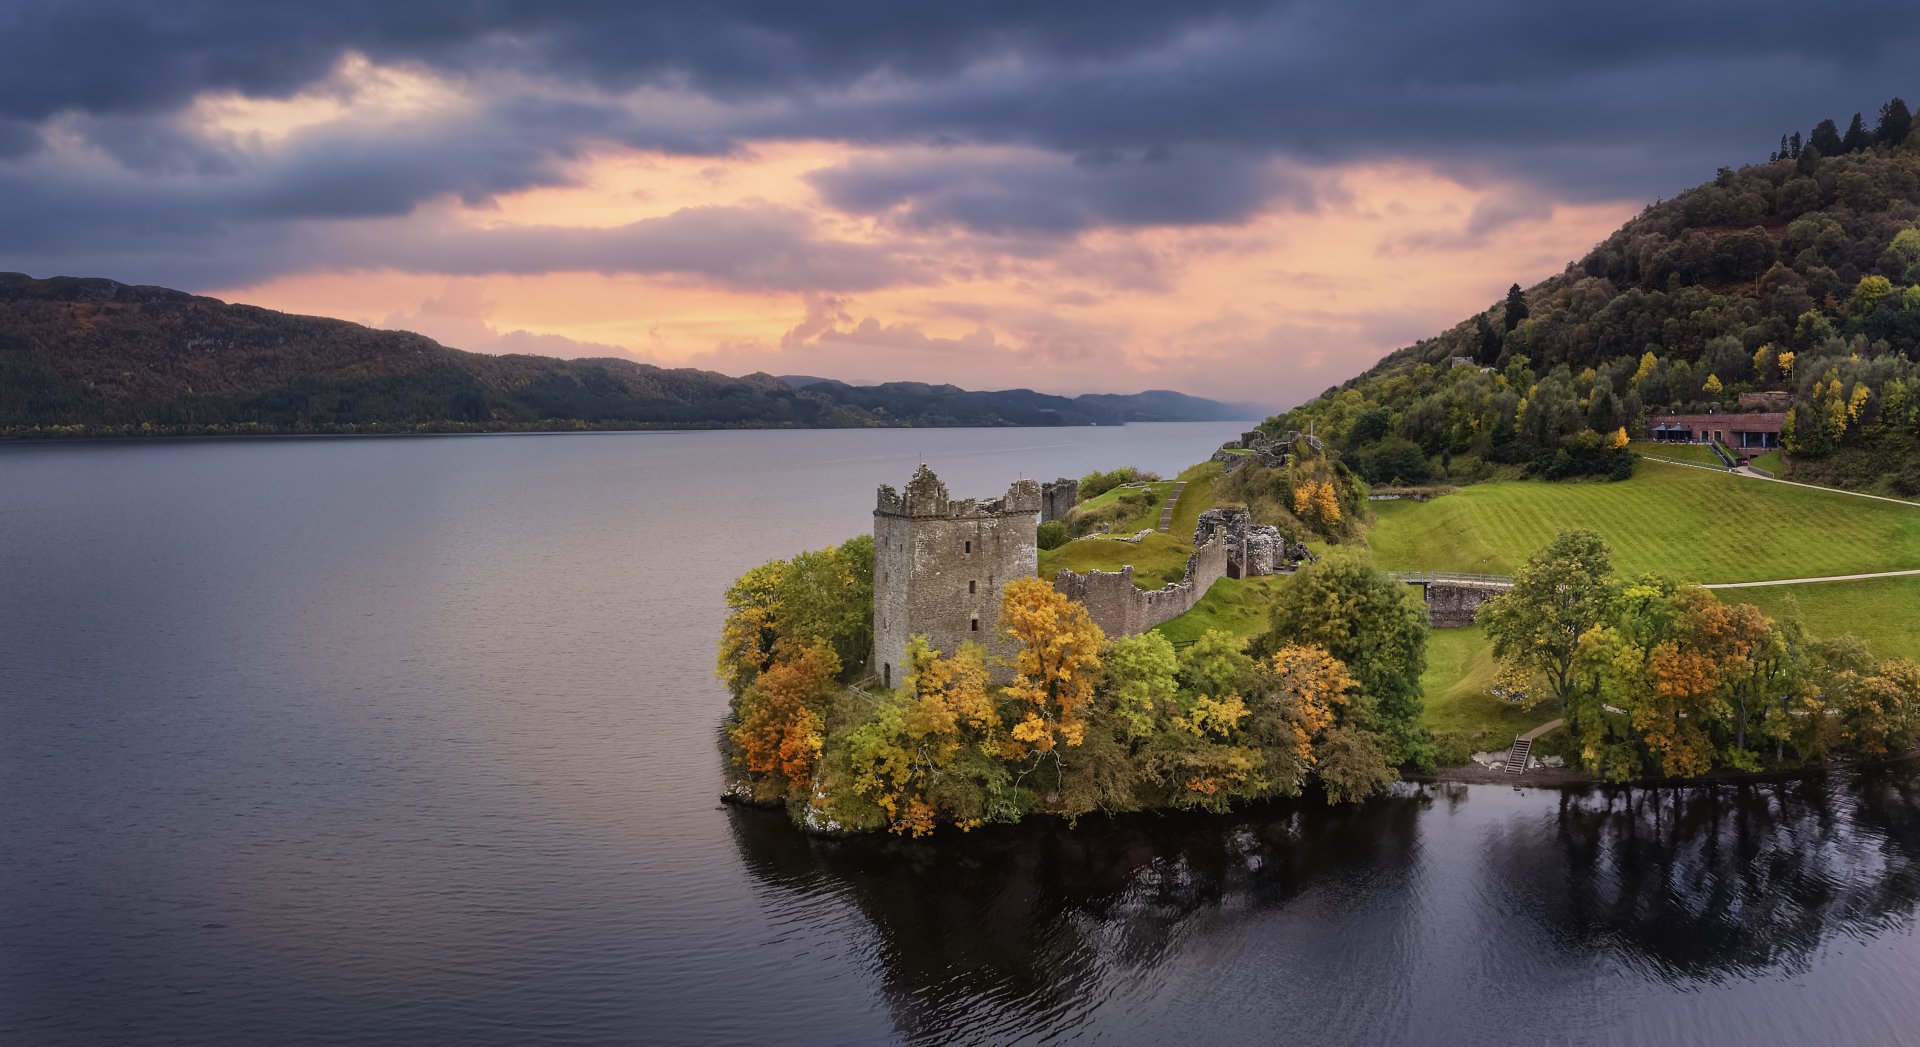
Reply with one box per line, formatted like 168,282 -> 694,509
727,794 -> 1425,1045
1498,765 -> 1920,981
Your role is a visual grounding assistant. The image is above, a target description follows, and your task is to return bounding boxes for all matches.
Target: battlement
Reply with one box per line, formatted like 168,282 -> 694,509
875,464 -> 1042,518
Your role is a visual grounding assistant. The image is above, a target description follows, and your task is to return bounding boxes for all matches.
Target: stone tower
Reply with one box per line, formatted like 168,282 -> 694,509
872,466 -> 1041,689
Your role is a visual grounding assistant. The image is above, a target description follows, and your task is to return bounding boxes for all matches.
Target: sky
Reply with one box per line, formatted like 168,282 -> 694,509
2,3 -> 1916,407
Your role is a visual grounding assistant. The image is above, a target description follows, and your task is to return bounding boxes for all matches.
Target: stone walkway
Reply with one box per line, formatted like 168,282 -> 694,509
1156,481 -> 1187,533
1704,568 -> 1920,589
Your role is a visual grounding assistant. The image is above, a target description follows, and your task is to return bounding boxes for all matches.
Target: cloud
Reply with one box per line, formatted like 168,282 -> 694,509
377,283 -> 634,359
806,145 -> 1327,235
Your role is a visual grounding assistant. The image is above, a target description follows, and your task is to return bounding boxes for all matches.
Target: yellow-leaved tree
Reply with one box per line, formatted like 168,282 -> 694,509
845,638 -> 1006,836
716,561 -> 785,696
1001,576 -> 1105,757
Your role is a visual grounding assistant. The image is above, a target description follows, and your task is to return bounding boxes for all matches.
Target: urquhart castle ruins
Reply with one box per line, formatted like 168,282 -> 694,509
870,465 -> 1262,686
871,464 -> 1495,685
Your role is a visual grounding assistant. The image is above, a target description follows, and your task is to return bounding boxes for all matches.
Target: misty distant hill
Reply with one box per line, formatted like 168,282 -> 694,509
0,274 -> 1261,437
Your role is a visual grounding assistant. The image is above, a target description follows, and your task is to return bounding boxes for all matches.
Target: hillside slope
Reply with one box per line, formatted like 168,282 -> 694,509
1276,99 -> 1920,496
0,274 -> 1252,436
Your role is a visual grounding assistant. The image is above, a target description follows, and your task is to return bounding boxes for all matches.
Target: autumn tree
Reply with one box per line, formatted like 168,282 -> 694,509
1259,552 -> 1432,770
717,561 -> 787,697
845,638 -> 1016,836
1001,575 -> 1105,757
1480,530 -> 1618,713
729,640 -> 841,805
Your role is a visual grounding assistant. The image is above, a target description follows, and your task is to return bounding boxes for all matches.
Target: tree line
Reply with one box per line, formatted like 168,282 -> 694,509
1480,531 -> 1920,780
1276,99 -> 1920,496
718,541 -> 1433,835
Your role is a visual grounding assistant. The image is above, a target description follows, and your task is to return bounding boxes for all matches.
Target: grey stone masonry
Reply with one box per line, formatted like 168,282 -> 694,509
1039,477 -> 1079,523
1192,508 -> 1312,578
1051,536 -> 1229,637
872,466 -> 1040,688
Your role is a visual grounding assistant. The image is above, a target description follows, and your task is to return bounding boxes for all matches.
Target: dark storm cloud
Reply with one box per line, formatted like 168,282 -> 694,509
0,0 -> 1263,121
805,147 -> 1325,235
2,0 -> 1918,280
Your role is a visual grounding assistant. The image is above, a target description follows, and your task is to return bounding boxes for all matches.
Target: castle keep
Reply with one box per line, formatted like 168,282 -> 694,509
872,466 -> 1040,688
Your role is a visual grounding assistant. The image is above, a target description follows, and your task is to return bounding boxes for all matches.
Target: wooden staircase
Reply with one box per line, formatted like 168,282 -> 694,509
1504,736 -> 1532,775
1504,718 -> 1565,776
1157,481 -> 1187,533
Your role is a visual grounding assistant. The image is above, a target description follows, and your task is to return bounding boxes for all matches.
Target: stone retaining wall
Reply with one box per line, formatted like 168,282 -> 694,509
1418,580 -> 1509,628
1051,536 -> 1229,637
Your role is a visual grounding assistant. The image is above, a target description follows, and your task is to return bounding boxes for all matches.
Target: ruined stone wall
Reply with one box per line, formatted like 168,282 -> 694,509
1419,580 -> 1508,628
872,466 -> 1040,688
1039,478 -> 1079,524
1051,537 -> 1229,638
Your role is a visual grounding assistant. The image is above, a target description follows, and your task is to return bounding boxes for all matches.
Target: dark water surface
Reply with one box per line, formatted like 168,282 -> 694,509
5,425 -> 1920,1047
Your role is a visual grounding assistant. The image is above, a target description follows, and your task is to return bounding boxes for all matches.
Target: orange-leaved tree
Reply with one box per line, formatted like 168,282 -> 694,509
1268,643 -> 1355,765
1633,588 -> 1730,777
1001,576 -> 1104,757
729,639 -> 841,805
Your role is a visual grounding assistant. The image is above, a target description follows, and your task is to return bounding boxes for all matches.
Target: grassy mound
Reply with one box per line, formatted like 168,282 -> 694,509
1168,460 -> 1223,539
1072,480 -> 1176,534
1040,532 -> 1197,590
1369,459 -> 1920,583
1153,575 -> 1290,647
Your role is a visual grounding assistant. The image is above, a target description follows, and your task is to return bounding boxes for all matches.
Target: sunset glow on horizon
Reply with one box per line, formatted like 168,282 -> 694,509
4,5 -> 1912,406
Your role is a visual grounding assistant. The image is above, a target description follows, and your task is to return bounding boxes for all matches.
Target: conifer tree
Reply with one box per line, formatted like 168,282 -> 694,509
1810,118 -> 1844,156
1843,112 -> 1873,153
1878,98 -> 1913,147
1503,283 -> 1529,332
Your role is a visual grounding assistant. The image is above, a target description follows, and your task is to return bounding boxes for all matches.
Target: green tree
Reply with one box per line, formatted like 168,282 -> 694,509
1259,552 -> 1432,770
1809,119 -> 1844,156
1879,98 -> 1915,147
1479,530 -> 1619,712
1104,631 -> 1181,739
776,534 -> 874,679
1843,112 -> 1874,152
1503,283 -> 1530,332
1889,227 -> 1920,282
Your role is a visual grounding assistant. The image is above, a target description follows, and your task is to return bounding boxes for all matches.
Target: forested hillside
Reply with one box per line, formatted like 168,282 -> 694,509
0,274 -> 1250,437
1277,97 -> 1920,496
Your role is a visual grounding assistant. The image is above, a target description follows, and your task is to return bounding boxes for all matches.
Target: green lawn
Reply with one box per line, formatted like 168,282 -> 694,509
1169,461 -> 1224,539
1750,450 -> 1785,475
1040,532 -> 1196,590
1630,442 -> 1724,466
1369,459 -> 1920,584
1732,575 -> 1920,662
1074,480 -> 1177,533
1420,625 -> 1563,765
1153,575 -> 1290,646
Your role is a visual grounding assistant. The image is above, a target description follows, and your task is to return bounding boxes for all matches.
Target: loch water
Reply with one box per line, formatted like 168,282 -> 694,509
4,424 -> 1920,1047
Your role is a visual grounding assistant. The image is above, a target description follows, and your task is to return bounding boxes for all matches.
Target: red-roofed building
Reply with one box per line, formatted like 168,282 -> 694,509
1645,411 -> 1784,456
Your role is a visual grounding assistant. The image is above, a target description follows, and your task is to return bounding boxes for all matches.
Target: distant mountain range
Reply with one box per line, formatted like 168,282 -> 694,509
0,274 -> 1263,437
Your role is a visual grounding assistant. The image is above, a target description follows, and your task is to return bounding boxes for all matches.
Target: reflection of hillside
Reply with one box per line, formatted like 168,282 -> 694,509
1493,768 -> 1920,980
727,795 -> 1426,1044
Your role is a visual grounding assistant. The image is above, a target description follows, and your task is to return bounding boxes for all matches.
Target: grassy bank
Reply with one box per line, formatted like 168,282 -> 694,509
1369,459 -> 1920,583
1736,575 -> 1920,662
1153,575 -> 1290,646
1629,442 -> 1723,466
1040,532 -> 1195,590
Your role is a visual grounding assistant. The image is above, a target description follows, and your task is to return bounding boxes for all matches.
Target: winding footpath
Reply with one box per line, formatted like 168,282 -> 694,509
1731,464 -> 1920,508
